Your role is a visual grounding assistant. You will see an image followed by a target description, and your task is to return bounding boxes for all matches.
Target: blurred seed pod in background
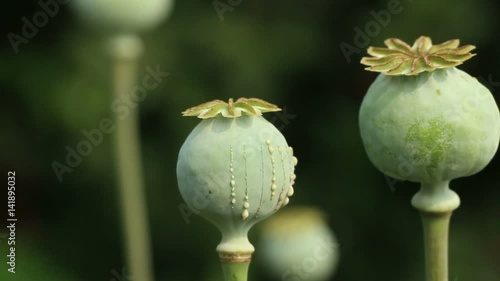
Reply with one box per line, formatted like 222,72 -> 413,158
71,0 -> 175,33
257,206 -> 339,281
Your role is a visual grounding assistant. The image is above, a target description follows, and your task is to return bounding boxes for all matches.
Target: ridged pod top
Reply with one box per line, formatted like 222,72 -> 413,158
182,98 -> 281,119
360,36 -> 476,76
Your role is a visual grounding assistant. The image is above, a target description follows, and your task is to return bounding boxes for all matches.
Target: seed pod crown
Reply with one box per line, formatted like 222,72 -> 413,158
361,36 -> 475,76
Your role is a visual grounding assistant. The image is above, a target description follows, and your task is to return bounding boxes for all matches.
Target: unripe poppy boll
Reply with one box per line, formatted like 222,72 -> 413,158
358,36 -> 500,281
177,98 -> 298,255
359,36 -> 500,185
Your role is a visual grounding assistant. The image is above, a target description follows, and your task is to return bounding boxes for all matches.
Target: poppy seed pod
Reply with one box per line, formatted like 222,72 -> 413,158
258,206 -> 339,281
359,36 -> 500,281
177,98 -> 298,257
71,0 -> 174,32
359,36 -> 500,189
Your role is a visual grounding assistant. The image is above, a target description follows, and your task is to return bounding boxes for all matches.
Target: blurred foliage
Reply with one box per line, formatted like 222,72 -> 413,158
0,0 -> 499,280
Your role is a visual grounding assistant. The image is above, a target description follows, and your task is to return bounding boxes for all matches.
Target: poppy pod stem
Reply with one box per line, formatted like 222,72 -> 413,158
219,253 -> 251,281
420,211 -> 452,281
109,34 -> 154,281
412,181 -> 460,281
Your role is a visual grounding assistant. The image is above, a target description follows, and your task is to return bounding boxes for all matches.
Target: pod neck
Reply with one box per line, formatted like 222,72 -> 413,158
411,181 -> 460,215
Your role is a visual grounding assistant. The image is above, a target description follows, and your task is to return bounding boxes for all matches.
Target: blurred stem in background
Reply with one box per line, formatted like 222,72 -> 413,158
109,34 -> 154,281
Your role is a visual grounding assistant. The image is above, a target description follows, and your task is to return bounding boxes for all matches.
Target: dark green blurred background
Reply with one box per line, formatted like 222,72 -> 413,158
0,0 -> 499,280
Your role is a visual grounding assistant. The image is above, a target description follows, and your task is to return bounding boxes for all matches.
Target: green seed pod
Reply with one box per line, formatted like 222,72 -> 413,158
258,206 -> 339,281
359,36 -> 500,188
359,36 -> 500,281
71,0 -> 174,32
177,98 -> 297,257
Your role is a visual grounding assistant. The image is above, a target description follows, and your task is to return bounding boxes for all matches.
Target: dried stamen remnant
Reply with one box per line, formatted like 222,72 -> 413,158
182,98 -> 281,119
361,36 -> 475,76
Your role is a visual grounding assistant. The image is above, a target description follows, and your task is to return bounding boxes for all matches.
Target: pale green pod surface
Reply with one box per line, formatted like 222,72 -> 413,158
71,0 -> 174,32
258,207 -> 339,281
177,98 -> 297,255
359,37 -> 500,183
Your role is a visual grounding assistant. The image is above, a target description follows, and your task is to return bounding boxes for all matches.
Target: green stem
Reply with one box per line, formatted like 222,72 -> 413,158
220,261 -> 250,281
110,34 -> 154,281
411,182 -> 460,281
420,212 -> 452,281
217,232 -> 254,281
